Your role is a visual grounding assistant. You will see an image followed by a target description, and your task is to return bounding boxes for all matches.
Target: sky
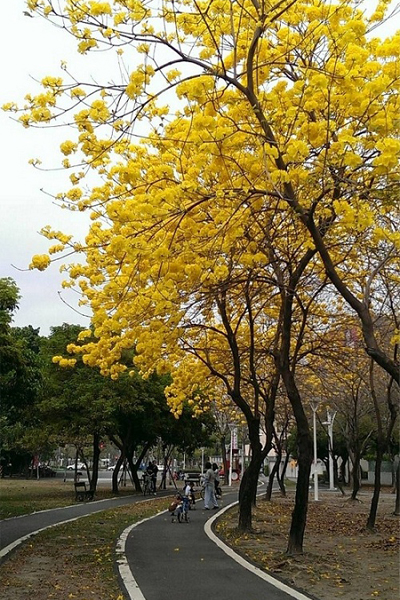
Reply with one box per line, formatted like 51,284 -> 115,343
1,1 -> 398,337
1,3 -> 107,335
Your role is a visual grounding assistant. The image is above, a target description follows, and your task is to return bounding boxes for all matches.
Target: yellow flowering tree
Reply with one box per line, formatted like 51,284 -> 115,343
5,0 -> 400,550
9,0 -> 398,380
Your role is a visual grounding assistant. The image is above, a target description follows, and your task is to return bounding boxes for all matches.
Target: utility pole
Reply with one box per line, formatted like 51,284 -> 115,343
310,401 -> 320,501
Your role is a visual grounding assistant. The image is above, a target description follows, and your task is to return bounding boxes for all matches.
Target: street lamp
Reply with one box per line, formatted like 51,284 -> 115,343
229,428 -> 233,487
310,401 -> 320,501
323,409 -> 337,491
228,424 -> 236,487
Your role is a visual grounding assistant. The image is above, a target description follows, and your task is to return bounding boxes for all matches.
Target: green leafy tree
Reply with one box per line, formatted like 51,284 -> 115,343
107,369 -> 170,493
0,279 -> 43,475
39,323 -> 119,488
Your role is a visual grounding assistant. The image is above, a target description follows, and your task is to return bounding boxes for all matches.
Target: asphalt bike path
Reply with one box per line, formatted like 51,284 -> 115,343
0,490 -> 171,560
118,489 -> 315,600
1,484 -> 315,600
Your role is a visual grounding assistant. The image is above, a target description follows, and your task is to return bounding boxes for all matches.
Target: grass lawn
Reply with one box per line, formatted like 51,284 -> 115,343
0,477 -> 138,519
0,489 -> 168,600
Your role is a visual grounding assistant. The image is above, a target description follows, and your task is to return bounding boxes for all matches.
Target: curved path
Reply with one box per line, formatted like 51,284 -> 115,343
0,491 -> 165,560
1,486 -> 316,600
117,491 -> 315,600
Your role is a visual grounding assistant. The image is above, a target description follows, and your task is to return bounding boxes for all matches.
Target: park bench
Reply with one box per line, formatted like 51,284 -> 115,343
74,481 -> 95,502
183,472 -> 202,486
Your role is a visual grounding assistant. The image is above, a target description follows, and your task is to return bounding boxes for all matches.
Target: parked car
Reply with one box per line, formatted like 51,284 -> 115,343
40,465 -> 57,477
67,463 -> 85,470
29,465 -> 57,478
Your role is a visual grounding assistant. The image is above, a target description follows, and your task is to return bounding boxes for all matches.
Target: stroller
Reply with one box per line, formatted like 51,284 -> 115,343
169,493 -> 190,523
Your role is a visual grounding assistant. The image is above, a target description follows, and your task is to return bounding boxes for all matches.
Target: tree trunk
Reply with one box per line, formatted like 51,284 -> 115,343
266,457 -> 279,501
130,463 -> 142,491
277,450 -> 289,496
221,434 -> 229,485
281,371 -> 313,555
340,458 -> 347,485
159,446 -> 174,490
127,453 -> 142,491
333,455 -> 345,496
286,426 -> 313,555
394,461 -> 400,516
136,443 -> 151,492
350,453 -> 361,501
91,432 -> 101,491
366,445 -> 383,530
238,417 -> 262,531
112,453 -> 124,494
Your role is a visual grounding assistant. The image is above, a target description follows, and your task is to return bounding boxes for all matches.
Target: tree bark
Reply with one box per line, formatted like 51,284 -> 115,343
350,452 -> 362,501
366,444 -> 383,530
111,453 -> 124,494
393,461 -> 400,516
238,417 -> 262,530
221,434 -> 229,485
272,249 -> 315,554
90,432 -> 100,491
280,366 -> 313,554
286,411 -> 312,554
266,456 -> 280,501
333,455 -> 345,496
126,454 -> 141,491
277,450 -> 289,496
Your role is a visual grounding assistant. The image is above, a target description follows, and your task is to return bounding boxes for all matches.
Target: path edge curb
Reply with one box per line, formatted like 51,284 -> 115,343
205,501 -> 316,600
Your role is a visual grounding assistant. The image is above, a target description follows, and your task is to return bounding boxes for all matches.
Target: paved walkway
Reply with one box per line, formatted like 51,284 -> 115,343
1,485 -> 315,600
118,491 -> 315,600
0,492 -> 145,559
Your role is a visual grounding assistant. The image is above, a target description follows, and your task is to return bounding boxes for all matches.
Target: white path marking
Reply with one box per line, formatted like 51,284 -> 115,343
204,501 -> 315,600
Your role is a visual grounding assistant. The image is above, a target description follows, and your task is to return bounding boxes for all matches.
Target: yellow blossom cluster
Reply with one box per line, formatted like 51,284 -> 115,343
5,0 -> 400,411
29,254 -> 51,271
52,355 -> 77,368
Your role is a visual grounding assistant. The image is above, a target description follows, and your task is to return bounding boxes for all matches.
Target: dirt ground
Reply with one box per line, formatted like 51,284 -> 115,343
216,488 -> 400,600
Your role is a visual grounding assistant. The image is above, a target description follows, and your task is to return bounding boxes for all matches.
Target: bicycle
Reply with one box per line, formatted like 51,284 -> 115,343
142,473 -> 153,496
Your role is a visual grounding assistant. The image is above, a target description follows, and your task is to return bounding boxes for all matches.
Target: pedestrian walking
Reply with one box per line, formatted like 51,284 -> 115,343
146,461 -> 158,494
212,462 -> 222,498
203,461 -> 218,509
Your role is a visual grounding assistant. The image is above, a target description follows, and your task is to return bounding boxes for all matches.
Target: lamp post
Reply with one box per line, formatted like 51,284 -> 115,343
310,401 -> 320,501
241,427 -> 246,475
323,410 -> 337,490
229,428 -> 233,487
228,424 -> 236,487
201,447 -> 205,475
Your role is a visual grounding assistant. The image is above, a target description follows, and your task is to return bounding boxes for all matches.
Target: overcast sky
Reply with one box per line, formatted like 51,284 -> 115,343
1,3 -> 105,335
1,2 -> 398,336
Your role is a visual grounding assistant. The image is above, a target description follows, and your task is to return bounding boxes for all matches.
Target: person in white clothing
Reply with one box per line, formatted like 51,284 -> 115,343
184,480 -> 196,508
203,461 -> 218,509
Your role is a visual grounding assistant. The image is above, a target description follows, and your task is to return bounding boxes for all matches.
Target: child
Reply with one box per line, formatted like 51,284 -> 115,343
184,480 -> 196,508
168,494 -> 182,522
177,490 -> 190,522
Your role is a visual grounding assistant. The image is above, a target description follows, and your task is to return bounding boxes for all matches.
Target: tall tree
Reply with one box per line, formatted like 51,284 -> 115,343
0,279 -> 43,474
6,0 -> 400,550
10,0 -> 399,382
39,323 -> 121,488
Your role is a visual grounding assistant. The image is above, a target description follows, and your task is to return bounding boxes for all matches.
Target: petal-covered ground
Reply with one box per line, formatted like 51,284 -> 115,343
216,489 -> 399,600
